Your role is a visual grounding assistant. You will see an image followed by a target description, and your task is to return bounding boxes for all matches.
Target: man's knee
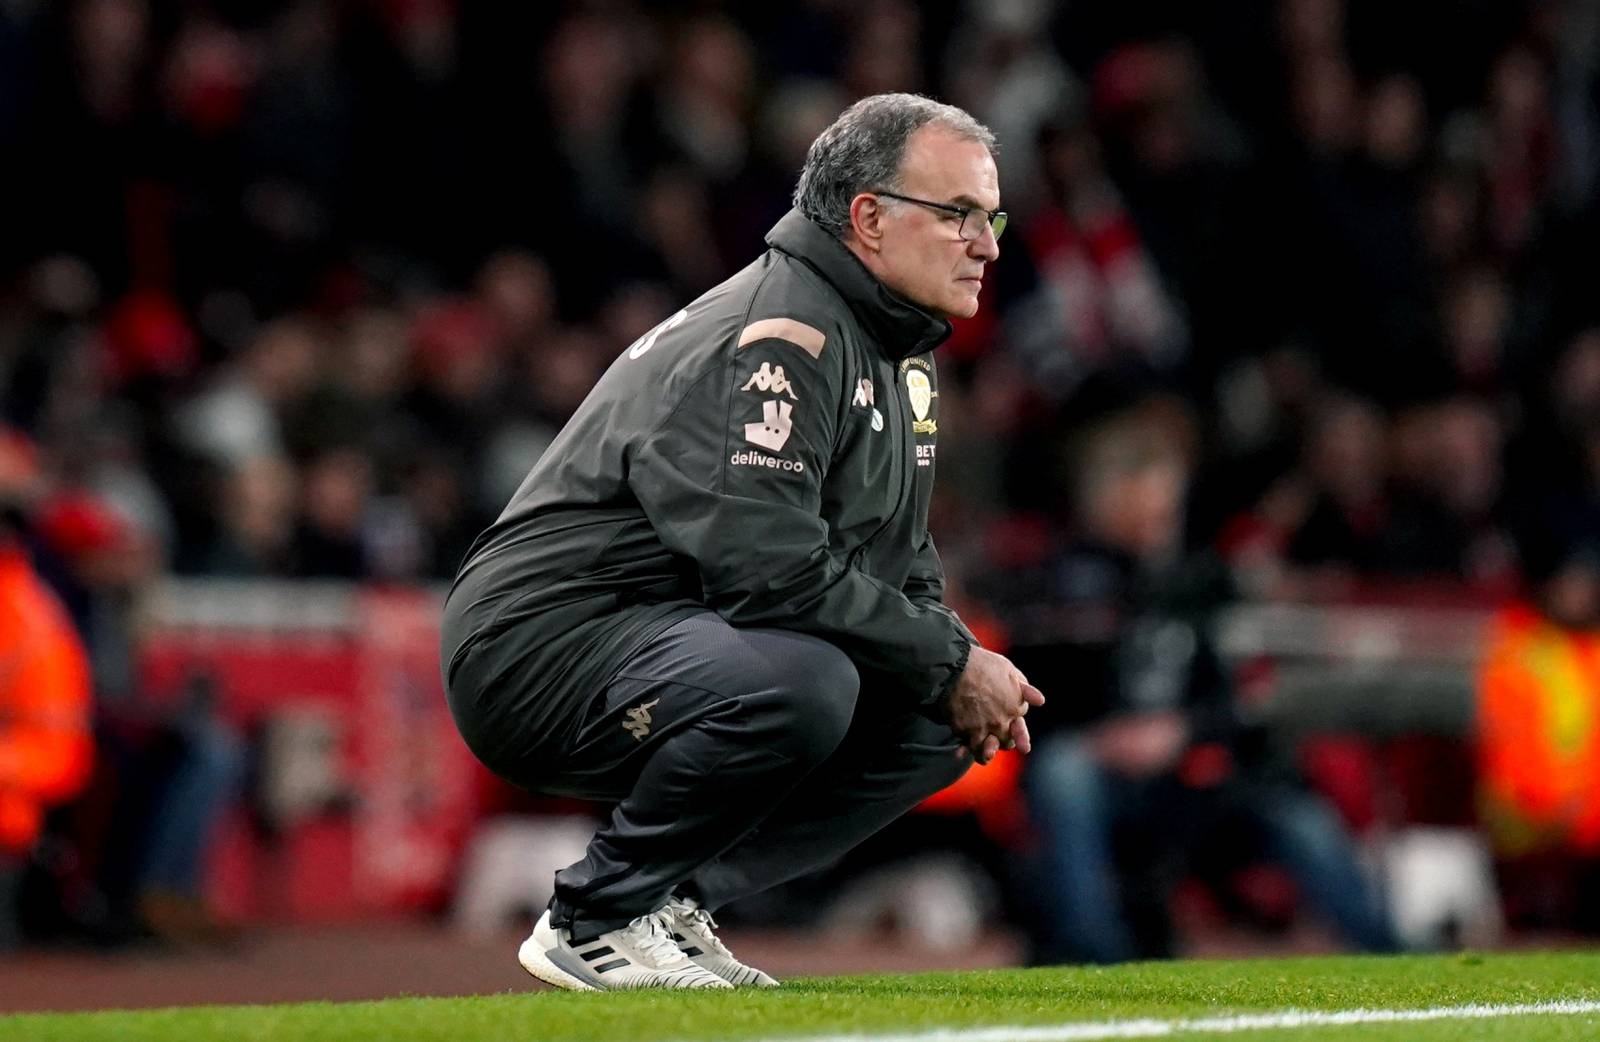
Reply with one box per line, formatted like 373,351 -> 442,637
1259,790 -> 1352,859
746,633 -> 859,767
1025,736 -> 1109,817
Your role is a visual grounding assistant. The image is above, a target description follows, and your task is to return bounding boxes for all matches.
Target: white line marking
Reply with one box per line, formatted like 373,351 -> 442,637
748,999 -> 1600,1042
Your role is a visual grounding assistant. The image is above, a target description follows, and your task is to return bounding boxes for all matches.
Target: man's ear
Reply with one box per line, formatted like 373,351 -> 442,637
847,193 -> 887,253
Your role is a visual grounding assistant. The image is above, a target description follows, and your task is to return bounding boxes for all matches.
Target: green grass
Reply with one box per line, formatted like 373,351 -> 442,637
4,950 -> 1600,1041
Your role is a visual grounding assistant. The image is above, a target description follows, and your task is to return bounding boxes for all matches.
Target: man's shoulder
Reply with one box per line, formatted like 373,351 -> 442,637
617,248 -> 859,386
733,248 -> 861,368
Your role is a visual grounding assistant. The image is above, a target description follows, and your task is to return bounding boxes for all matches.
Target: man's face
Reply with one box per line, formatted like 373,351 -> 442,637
871,127 -> 1001,319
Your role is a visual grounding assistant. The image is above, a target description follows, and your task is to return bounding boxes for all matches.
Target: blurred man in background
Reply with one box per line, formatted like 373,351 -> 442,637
1,471 -> 244,950
442,93 -> 1042,991
993,409 -> 1399,963
0,495 -> 94,951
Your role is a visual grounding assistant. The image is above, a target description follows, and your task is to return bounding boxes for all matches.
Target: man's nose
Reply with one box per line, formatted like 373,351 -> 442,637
968,223 -> 1000,261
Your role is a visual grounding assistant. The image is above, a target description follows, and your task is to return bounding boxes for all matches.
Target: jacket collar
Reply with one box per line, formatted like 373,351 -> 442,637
765,209 -> 953,360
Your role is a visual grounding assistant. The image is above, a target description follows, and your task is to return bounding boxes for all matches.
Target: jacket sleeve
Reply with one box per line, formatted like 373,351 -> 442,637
628,333 -> 971,713
902,530 -> 978,646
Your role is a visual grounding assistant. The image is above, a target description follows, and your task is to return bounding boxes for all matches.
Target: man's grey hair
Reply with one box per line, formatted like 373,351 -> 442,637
793,93 -> 997,239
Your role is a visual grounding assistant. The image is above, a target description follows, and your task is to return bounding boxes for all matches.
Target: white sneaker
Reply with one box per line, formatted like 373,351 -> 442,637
664,896 -> 780,987
518,907 -> 733,991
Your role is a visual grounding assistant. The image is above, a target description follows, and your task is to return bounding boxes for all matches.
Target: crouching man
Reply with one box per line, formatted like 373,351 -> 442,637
441,93 -> 1042,990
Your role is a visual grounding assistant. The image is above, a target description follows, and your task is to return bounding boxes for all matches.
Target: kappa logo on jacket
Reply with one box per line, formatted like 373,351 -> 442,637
741,362 -> 798,399
744,400 -> 794,452
623,698 -> 660,741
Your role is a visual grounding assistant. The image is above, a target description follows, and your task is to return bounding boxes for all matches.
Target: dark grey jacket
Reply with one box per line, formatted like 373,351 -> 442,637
441,210 -> 976,769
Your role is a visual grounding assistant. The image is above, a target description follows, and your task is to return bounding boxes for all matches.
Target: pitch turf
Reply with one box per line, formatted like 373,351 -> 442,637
3,950 -> 1600,1041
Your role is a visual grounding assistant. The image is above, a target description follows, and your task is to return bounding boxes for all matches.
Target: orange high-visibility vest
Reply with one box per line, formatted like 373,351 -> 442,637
1477,604 -> 1600,855
0,548 -> 94,853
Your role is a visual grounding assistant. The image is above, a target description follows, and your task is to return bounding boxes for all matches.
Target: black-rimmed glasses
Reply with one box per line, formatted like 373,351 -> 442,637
874,190 -> 1007,241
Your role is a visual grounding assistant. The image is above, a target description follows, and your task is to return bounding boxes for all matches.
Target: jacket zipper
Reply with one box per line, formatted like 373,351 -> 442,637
849,356 -> 915,569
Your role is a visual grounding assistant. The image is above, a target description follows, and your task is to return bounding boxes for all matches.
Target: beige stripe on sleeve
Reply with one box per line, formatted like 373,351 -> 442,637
736,318 -> 826,358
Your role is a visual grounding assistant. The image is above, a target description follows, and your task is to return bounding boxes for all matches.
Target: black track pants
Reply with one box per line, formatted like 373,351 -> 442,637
542,611 -> 968,940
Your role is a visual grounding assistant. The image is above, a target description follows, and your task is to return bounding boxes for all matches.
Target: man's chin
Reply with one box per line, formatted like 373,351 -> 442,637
909,289 -> 979,320
951,295 -> 981,319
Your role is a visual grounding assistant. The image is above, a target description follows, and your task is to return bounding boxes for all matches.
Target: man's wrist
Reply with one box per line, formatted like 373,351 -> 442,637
930,634 -> 974,718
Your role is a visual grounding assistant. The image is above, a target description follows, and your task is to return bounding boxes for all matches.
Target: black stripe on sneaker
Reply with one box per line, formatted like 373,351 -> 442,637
579,945 -> 616,961
681,946 -> 703,957
592,958 -> 630,974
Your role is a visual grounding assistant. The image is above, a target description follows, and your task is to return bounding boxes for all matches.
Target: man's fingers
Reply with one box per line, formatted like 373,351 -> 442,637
979,734 -> 1001,764
1008,716 -> 1032,755
1022,683 -> 1046,707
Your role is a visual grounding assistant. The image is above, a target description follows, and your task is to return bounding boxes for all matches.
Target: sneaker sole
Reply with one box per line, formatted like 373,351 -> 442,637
518,934 -> 602,992
690,956 -> 780,988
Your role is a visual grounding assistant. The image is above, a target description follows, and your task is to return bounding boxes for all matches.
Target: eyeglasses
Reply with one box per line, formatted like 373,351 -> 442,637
873,190 -> 1007,242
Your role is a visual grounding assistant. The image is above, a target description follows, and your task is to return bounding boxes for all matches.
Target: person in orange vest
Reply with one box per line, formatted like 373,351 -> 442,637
0,501 -> 96,950
1476,539 -> 1600,933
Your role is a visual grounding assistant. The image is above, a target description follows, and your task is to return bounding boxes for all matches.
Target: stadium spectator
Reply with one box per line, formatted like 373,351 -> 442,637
1386,398 -> 1517,590
1280,393 -> 1396,581
200,453 -> 299,576
991,411 -> 1401,963
1507,328 -> 1600,570
22,485 -> 243,947
116,670 -> 245,947
172,316 -> 320,470
1013,99 -> 1189,396
291,446 -> 375,579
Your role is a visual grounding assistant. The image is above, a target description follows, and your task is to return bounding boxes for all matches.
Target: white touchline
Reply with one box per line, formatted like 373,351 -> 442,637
737,999 -> 1600,1042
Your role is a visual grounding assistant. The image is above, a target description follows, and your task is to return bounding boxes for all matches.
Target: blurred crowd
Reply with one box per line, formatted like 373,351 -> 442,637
1,0 -> 1596,602
3,0 -> 1600,959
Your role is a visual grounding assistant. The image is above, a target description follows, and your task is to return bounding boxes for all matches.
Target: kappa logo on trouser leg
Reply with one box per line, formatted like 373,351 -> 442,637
623,698 -> 661,741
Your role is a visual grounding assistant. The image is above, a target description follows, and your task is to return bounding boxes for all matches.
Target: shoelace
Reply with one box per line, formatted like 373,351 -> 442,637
678,904 -> 734,958
625,910 -> 693,969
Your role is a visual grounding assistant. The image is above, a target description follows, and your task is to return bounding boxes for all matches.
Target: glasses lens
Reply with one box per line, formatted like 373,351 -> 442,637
961,209 -> 1007,241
